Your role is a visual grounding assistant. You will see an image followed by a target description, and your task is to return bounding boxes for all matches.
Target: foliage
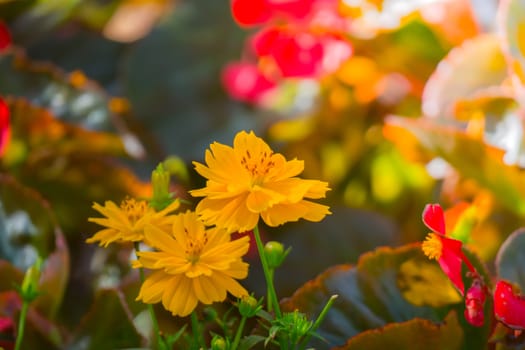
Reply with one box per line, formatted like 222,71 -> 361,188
2,0 -> 525,349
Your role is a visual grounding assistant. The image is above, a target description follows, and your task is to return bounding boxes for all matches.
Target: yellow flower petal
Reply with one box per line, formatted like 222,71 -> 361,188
191,130 -> 331,231
133,210 -> 250,317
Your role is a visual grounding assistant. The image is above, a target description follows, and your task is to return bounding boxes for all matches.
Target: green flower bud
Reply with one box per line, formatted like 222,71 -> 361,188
264,241 -> 290,269
150,163 -> 174,210
211,335 -> 228,350
238,295 -> 261,318
21,257 -> 42,302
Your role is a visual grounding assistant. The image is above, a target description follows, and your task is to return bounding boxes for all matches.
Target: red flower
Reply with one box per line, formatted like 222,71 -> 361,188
251,26 -> 352,78
421,203 -> 476,295
231,0 -> 273,27
231,0 -> 316,27
0,21 -> 11,52
221,62 -> 277,103
494,280 -> 525,330
0,97 -> 10,157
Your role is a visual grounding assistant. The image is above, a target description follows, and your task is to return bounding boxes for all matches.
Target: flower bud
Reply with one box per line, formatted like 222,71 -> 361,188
264,241 -> 289,269
464,279 -> 486,327
238,295 -> 261,318
21,257 -> 42,301
211,335 -> 228,350
150,163 -> 174,210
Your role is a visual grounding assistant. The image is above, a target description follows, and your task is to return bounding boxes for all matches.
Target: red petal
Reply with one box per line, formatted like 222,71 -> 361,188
251,26 -> 283,57
422,203 -> 446,235
221,62 -> 276,103
494,280 -> 525,329
0,22 -> 11,52
267,0 -> 315,20
438,235 -> 465,294
231,0 -> 273,27
0,97 -> 10,156
271,31 -> 324,78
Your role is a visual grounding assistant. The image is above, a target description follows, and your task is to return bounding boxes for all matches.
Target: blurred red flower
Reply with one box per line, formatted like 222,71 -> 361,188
0,21 -> 11,52
0,97 -> 10,157
222,62 -> 277,103
494,280 -> 525,330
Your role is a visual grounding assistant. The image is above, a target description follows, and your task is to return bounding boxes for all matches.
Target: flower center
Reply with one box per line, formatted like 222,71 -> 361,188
422,233 -> 443,260
240,150 -> 275,183
120,198 -> 149,225
185,229 -> 208,264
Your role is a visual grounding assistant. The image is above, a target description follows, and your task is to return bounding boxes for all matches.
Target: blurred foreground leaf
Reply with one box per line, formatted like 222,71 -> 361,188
495,228 -> 525,291
281,244 -> 490,349
0,174 -> 69,319
69,288 -> 146,350
385,116 -> 525,216
334,311 -> 463,350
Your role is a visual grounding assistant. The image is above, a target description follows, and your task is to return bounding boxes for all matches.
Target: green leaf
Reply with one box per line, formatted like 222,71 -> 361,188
385,116 -> 525,216
280,245 -> 448,348
121,0 -> 256,161
0,175 -> 69,320
238,335 -> 266,350
249,207 -> 400,298
495,228 -> 525,291
282,243 -> 492,349
334,311 -> 463,350
69,288 -> 146,350
3,97 -> 127,168
397,255 -> 462,307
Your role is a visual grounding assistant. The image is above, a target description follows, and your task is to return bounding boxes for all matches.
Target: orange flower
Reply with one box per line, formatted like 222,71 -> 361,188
190,130 -> 331,232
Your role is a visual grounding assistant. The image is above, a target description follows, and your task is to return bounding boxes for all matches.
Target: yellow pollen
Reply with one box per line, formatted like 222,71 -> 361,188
422,233 -> 443,261
239,150 -> 276,179
120,198 -> 149,225
184,231 -> 208,264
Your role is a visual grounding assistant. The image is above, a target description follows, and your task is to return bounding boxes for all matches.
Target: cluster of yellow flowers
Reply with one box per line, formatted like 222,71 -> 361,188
86,130 -> 331,317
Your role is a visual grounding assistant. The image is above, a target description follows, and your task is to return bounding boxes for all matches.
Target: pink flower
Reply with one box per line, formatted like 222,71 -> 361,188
222,62 -> 277,103
0,316 -> 15,350
0,97 -> 10,157
251,26 -> 352,78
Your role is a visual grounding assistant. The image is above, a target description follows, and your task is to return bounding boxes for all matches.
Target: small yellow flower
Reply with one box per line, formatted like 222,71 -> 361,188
190,130 -> 331,232
133,210 -> 250,317
86,197 -> 180,247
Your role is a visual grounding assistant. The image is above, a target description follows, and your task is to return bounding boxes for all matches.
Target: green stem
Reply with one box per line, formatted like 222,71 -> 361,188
230,315 -> 247,350
14,300 -> 29,350
135,243 -> 165,350
191,312 -> 205,349
299,294 -> 338,350
252,225 -> 281,318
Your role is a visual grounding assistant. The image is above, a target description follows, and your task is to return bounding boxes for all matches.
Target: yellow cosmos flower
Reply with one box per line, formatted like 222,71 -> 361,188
133,210 -> 249,317
190,130 -> 331,233
86,197 -> 180,247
